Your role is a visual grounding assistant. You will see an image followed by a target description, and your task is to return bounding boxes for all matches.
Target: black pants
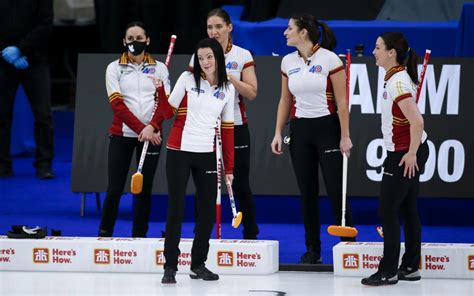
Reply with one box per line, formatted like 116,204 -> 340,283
193,124 -> 259,239
289,114 -> 354,255
0,60 -> 54,169
232,124 -> 259,238
378,141 -> 429,275
164,149 -> 217,270
99,135 -> 161,237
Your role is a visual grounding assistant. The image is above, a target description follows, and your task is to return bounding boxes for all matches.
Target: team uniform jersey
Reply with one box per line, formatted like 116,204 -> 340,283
106,53 -> 170,137
160,72 -> 235,173
189,41 -> 255,125
381,66 -> 428,152
281,44 -> 344,118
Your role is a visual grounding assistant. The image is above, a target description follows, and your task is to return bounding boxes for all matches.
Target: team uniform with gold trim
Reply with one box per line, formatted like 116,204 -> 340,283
376,65 -> 428,277
159,71 -> 235,271
98,52 -> 170,238
189,41 -> 259,239
281,44 -> 355,263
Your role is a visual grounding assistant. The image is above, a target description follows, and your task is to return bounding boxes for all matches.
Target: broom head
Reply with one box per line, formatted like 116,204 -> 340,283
232,212 -> 243,228
131,172 -> 143,194
376,226 -> 384,238
327,225 -> 358,238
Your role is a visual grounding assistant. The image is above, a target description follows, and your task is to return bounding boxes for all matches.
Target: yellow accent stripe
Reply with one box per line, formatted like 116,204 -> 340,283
221,121 -> 234,129
384,65 -> 405,81
108,92 -> 122,103
118,52 -> 156,65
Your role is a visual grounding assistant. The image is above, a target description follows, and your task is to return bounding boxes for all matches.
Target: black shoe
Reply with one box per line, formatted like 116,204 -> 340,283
36,166 -> 54,179
361,271 -> 398,286
161,267 -> 177,284
190,265 -> 219,281
98,229 -> 112,237
299,251 -> 322,264
398,266 -> 421,281
0,165 -> 13,178
7,225 -> 48,239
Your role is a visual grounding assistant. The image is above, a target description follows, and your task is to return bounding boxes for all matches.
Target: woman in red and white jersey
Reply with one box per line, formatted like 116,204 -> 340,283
361,32 -> 428,286
271,15 -> 354,264
189,8 -> 259,240
98,21 -> 170,238
160,38 -> 234,284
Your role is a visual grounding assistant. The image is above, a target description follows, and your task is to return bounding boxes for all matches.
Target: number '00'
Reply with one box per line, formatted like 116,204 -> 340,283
366,139 -> 465,183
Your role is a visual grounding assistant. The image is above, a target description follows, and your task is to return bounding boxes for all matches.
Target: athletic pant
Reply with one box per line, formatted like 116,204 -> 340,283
231,124 -> 259,238
99,135 -> 161,237
0,61 -> 54,169
289,114 -> 354,255
378,141 -> 429,274
164,149 -> 217,270
193,123 -> 259,239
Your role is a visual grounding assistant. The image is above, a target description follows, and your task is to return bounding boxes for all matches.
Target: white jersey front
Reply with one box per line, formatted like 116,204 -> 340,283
381,66 -> 428,152
281,45 -> 344,118
166,72 -> 235,153
189,42 -> 254,125
106,53 -> 170,137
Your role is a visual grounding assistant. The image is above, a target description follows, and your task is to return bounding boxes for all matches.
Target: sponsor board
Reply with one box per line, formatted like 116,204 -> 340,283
0,237 -> 278,275
333,242 -> 474,279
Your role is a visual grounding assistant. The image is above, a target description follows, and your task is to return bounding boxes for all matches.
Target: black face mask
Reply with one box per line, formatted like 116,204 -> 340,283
125,41 -> 147,56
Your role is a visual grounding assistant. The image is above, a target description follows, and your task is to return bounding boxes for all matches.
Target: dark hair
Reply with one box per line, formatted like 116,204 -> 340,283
193,38 -> 228,91
379,32 -> 418,84
124,21 -> 148,37
207,8 -> 232,25
291,15 -> 336,51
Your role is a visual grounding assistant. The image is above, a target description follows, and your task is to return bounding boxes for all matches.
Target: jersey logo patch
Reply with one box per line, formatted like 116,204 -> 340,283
213,90 -> 226,100
226,61 -> 238,70
288,68 -> 301,76
191,87 -> 205,94
383,91 -> 387,100
142,67 -> 155,74
309,65 -> 322,73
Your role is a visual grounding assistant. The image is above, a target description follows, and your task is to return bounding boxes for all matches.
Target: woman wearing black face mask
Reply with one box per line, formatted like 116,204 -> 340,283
98,21 -> 170,238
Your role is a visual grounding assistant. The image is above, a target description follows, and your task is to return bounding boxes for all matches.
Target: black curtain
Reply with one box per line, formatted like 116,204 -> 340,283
276,0 -> 385,20
94,0 -> 215,54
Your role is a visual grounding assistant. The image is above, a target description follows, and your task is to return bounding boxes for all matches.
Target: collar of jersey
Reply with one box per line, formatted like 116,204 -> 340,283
384,65 -> 405,81
297,43 -> 320,60
119,52 -> 157,65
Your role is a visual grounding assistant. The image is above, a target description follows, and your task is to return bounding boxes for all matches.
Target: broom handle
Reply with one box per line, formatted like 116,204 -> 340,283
416,49 -> 431,103
341,153 -> 348,227
137,140 -> 149,173
341,49 -> 350,227
225,182 -> 238,217
135,35 -> 177,173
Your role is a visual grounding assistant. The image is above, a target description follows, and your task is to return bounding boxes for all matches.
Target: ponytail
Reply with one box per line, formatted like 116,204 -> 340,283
318,21 -> 337,51
292,15 -> 337,51
406,48 -> 419,85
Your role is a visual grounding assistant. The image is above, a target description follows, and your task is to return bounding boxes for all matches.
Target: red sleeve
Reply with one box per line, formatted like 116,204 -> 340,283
329,65 -> 345,76
221,122 -> 234,174
154,86 -> 176,125
150,86 -> 171,131
109,92 -> 146,134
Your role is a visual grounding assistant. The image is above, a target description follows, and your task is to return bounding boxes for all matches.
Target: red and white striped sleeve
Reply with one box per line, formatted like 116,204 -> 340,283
106,62 -> 146,134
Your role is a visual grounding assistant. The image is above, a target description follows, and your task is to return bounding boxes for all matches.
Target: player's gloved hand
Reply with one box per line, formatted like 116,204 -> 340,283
2,46 -> 21,64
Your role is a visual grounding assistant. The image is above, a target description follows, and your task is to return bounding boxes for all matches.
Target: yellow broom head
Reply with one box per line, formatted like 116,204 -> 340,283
327,225 -> 358,238
131,172 -> 143,194
376,226 -> 384,238
232,212 -> 243,228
